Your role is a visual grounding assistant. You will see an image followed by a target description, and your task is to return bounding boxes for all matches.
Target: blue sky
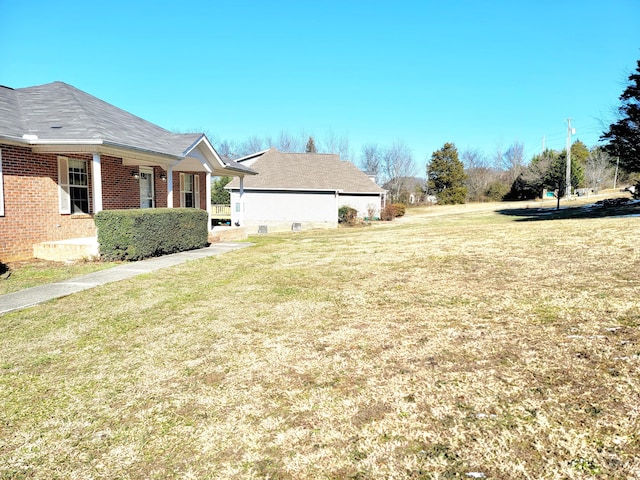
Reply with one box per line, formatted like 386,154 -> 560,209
1,0 -> 638,168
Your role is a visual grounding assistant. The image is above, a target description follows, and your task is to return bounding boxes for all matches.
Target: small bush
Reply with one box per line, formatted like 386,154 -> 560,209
338,206 -> 358,225
95,208 -> 208,261
380,203 -> 407,221
0,261 -> 9,278
391,203 -> 406,217
485,181 -> 510,201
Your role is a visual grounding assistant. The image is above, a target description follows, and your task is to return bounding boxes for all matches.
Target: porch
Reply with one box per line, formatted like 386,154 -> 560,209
211,204 -> 232,226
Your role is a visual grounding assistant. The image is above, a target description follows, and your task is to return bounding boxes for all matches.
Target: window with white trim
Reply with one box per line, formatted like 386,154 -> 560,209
180,173 -> 200,208
58,157 -> 89,214
0,149 -> 4,216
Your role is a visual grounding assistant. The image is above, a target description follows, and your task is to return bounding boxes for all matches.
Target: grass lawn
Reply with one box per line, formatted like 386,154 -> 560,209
0,259 -> 117,296
1,199 -> 639,479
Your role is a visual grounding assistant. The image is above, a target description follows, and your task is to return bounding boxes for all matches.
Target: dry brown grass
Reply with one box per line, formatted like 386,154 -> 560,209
1,202 -> 639,479
0,258 -> 116,295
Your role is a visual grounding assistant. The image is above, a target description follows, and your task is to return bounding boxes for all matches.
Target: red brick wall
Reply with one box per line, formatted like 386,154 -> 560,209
155,169 -> 168,208
0,145 -> 98,261
101,160 -> 168,209
171,172 -> 206,210
0,143 -> 201,261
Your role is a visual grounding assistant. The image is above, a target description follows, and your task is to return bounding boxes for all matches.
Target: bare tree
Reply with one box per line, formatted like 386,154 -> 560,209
268,130 -> 305,153
503,141 -> 526,183
216,139 -> 240,160
360,143 -> 382,183
521,151 -> 554,190
382,140 -> 416,202
492,143 -> 504,171
238,136 -> 266,156
320,130 -> 352,160
463,149 -> 494,202
585,148 -> 614,192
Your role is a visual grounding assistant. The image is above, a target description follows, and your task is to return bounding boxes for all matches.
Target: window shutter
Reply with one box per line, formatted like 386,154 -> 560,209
58,156 -> 71,214
194,174 -> 200,209
179,173 -> 185,207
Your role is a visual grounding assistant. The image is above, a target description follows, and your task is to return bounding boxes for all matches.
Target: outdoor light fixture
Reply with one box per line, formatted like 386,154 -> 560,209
132,170 -> 140,180
159,173 -> 167,182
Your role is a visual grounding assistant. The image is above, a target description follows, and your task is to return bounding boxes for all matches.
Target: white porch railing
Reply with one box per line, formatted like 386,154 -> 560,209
211,204 -> 231,219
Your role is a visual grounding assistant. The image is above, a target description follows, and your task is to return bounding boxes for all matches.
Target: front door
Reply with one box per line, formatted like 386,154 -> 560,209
139,167 -> 155,208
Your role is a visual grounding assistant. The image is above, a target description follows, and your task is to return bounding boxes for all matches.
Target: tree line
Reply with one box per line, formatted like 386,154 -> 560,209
211,131 -> 623,207
210,56 -> 640,206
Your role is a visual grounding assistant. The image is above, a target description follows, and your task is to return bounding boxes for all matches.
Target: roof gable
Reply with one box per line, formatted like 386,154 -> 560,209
228,148 -> 385,193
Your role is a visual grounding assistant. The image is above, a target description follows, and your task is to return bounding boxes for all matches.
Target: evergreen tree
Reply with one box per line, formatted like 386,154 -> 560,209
211,176 -> 231,204
508,147 -> 583,208
601,59 -> 640,172
305,136 -> 317,153
427,142 -> 467,204
570,140 -> 588,187
507,150 -> 558,201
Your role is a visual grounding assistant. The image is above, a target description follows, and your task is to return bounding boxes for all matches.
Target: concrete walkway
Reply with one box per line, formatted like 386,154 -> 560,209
0,242 -> 252,316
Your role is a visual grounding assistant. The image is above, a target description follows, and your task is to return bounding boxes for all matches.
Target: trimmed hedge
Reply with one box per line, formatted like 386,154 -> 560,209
95,208 -> 209,261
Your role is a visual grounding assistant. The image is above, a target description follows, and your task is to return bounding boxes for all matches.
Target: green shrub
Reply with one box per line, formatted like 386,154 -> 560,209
338,206 -> 358,225
95,208 -> 208,261
485,181 -> 510,201
437,187 -> 468,205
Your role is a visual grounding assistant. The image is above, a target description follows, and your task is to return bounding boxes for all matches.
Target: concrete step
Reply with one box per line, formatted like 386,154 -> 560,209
208,226 -> 247,243
33,237 -> 100,262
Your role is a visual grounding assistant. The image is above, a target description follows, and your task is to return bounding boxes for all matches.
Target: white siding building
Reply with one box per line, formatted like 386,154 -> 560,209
226,149 -> 386,233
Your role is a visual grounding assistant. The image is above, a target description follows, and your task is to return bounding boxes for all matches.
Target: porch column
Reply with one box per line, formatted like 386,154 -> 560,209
206,173 -> 212,231
166,166 -> 173,208
239,175 -> 245,226
92,153 -> 103,213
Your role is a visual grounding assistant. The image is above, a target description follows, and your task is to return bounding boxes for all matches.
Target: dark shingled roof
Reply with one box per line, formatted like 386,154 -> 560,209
0,81 -> 254,175
227,148 -> 386,193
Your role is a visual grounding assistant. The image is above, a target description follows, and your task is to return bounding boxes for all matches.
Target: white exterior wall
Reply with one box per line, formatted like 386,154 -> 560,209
230,190 -> 385,233
231,190 -> 338,232
338,194 -> 383,219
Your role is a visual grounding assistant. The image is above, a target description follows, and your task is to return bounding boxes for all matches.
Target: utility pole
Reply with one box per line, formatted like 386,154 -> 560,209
425,162 -> 429,195
565,118 -> 574,200
613,156 -> 619,190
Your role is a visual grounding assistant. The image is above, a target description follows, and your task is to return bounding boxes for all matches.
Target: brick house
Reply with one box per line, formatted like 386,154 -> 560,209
0,82 -> 255,261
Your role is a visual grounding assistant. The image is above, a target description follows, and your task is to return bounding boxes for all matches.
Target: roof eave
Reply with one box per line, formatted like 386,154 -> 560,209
183,135 -> 257,176
226,185 -> 385,193
0,134 -> 258,174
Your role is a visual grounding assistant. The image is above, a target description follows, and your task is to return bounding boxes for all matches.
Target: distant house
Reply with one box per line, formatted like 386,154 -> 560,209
0,81 -> 256,261
383,176 -> 426,204
226,148 -> 386,232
